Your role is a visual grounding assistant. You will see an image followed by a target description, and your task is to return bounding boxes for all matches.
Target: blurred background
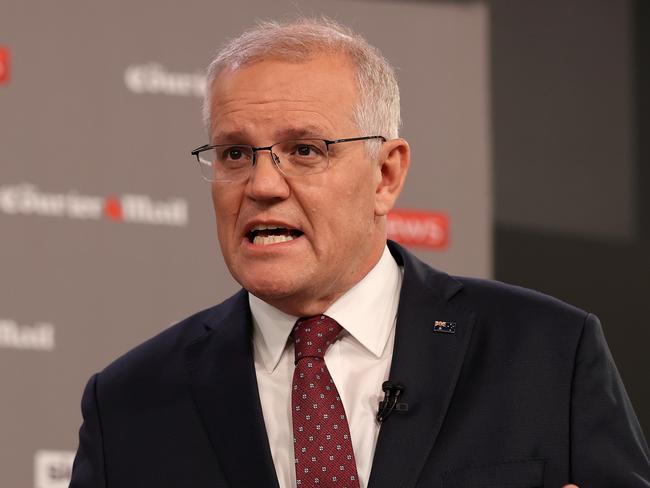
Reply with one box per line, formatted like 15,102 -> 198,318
1,0 -> 647,486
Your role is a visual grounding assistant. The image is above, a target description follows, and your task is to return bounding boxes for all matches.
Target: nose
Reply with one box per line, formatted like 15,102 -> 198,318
245,149 -> 290,201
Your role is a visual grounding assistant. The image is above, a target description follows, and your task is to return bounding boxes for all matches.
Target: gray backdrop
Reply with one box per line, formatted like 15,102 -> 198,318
0,1 -> 491,486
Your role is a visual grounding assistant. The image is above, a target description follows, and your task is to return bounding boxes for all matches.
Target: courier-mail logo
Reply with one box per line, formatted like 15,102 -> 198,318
124,62 -> 205,97
0,46 -> 10,84
0,318 -> 55,351
34,450 -> 74,488
0,183 -> 188,227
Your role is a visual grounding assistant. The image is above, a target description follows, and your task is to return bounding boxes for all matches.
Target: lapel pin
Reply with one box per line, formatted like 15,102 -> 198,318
433,320 -> 456,334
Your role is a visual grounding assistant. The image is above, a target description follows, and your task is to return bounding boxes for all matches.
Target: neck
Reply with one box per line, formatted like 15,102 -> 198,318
264,243 -> 386,317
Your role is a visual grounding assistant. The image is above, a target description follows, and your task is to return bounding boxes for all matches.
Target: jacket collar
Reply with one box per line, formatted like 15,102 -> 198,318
185,290 -> 280,488
368,241 -> 475,488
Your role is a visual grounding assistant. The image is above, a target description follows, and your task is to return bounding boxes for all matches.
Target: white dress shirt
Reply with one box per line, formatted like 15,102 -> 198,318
250,246 -> 403,488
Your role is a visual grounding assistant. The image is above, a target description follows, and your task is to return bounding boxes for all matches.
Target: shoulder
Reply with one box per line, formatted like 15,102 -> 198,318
454,275 -> 588,323
391,240 -> 591,346
448,276 -> 594,359
94,290 -> 248,387
391,239 -> 589,326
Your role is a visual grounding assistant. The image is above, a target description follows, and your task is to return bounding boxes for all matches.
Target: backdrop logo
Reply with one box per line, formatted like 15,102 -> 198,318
34,450 -> 74,488
387,208 -> 449,250
0,319 -> 55,351
124,62 -> 205,97
0,46 -> 9,84
0,183 -> 188,226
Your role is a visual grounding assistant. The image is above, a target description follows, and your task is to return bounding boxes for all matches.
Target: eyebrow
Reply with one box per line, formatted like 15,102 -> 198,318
211,125 -> 329,145
275,126 -> 328,140
210,129 -> 249,144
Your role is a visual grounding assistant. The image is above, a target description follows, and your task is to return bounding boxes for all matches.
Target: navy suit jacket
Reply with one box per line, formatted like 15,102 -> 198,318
70,241 -> 650,487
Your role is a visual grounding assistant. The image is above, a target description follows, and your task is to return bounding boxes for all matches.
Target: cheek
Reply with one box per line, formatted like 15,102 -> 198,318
346,171 -> 378,215
320,177 -> 376,236
211,188 -> 239,244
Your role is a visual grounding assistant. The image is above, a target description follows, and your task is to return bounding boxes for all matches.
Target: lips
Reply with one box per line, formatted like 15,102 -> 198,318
246,223 -> 304,245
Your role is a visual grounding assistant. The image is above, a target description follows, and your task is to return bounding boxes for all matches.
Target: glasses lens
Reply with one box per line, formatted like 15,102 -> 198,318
274,139 -> 329,176
197,145 -> 254,182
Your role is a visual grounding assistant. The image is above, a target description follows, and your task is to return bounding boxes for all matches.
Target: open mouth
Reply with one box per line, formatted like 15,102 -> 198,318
247,224 -> 304,245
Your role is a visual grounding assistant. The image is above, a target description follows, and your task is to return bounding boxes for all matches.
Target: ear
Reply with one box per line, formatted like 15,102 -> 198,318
374,138 -> 410,216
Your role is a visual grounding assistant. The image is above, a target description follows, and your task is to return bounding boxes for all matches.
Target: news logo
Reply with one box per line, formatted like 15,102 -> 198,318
387,208 -> 449,250
34,450 -> 74,488
0,46 -> 10,85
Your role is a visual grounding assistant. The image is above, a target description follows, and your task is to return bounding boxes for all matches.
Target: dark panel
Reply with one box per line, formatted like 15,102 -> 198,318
492,0 -> 650,434
637,0 -> 650,240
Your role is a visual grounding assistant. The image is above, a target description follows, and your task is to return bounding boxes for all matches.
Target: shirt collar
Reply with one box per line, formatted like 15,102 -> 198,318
250,245 -> 402,373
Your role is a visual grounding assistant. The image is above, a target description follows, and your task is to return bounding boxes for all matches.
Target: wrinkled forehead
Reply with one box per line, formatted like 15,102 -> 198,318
211,46 -> 359,87
210,52 -> 359,104
208,54 -> 360,142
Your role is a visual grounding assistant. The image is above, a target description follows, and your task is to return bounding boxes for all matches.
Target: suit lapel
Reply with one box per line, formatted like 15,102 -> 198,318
368,242 -> 476,488
184,290 -> 279,488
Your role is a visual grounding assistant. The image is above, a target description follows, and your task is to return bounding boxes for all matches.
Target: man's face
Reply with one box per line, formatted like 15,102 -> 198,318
209,54 -> 388,315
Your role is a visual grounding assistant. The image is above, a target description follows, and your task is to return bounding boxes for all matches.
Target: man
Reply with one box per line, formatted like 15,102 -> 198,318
70,18 -> 649,488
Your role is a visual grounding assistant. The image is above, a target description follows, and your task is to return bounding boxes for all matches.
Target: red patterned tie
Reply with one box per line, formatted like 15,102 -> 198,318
291,315 -> 361,488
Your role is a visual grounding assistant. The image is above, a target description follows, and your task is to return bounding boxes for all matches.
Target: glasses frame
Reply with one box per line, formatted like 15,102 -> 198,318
190,135 -> 386,182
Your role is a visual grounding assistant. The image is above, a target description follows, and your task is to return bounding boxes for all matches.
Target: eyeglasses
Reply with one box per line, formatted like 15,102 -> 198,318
190,135 -> 386,182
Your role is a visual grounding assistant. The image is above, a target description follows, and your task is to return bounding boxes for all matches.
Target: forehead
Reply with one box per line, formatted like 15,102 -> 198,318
208,54 -> 359,141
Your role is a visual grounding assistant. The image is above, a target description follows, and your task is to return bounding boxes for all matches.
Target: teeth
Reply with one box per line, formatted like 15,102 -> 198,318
253,234 -> 296,245
252,224 -> 283,231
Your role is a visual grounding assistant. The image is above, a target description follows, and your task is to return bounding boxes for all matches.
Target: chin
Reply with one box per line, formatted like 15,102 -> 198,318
239,273 -> 298,302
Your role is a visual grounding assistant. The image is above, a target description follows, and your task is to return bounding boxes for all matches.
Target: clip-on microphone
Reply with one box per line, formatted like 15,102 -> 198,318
377,381 -> 408,423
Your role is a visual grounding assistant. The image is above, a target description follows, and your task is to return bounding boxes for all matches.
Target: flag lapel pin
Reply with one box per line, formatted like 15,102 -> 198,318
433,320 -> 456,334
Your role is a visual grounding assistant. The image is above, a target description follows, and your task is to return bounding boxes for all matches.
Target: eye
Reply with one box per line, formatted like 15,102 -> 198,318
296,144 -> 315,157
218,146 -> 250,162
291,143 -> 325,158
226,147 -> 243,160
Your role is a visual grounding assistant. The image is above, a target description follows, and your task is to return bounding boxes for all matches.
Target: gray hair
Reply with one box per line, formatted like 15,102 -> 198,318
202,17 -> 401,157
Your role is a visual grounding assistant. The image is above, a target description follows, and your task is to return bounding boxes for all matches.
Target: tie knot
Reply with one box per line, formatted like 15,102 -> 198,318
291,314 -> 342,363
